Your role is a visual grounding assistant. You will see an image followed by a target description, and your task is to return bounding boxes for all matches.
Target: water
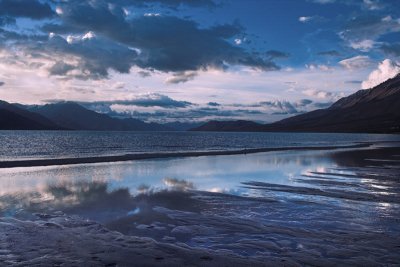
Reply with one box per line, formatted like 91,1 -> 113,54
0,131 -> 399,265
0,130 -> 399,160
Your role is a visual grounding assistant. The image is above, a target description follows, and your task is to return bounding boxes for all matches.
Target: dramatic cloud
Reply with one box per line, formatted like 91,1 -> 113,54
339,56 -> 373,70
48,2 -> 277,76
0,1 -> 279,81
361,59 -> 400,89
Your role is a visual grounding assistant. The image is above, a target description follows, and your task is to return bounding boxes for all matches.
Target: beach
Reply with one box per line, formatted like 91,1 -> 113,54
1,141 -> 399,266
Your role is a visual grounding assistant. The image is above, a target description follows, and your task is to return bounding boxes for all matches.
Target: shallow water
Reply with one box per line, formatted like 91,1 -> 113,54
0,131 -> 399,265
1,130 -> 399,160
0,142 -> 400,265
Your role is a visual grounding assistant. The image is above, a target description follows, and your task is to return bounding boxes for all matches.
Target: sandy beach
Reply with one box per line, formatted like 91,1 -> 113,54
1,144 -> 399,266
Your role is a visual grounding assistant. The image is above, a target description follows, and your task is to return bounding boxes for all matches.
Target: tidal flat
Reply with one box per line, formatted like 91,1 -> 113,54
0,142 -> 399,266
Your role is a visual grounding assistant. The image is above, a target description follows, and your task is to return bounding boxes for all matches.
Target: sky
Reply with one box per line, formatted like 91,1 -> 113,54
0,0 -> 400,123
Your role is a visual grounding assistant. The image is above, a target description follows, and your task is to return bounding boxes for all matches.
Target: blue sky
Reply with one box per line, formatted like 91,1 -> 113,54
0,0 -> 399,123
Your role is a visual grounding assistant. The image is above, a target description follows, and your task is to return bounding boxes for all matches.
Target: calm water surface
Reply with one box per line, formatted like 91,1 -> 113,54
1,130 -> 399,160
0,131 -> 399,265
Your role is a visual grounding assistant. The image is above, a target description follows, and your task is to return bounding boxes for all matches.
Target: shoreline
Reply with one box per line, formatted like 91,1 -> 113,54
0,143 -> 371,168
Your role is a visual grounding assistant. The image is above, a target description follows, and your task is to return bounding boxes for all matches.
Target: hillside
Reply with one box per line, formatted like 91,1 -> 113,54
28,102 -> 171,131
192,74 -> 400,133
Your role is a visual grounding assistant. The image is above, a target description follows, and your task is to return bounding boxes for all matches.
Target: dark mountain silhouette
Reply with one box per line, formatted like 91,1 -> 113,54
191,120 -> 262,132
0,100 -> 63,130
163,121 -> 204,131
28,102 -> 171,131
192,74 -> 400,133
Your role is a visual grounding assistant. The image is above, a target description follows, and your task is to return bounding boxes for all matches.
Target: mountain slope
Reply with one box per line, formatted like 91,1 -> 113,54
263,74 -> 400,133
28,102 -> 171,131
0,101 -> 63,130
191,74 -> 400,133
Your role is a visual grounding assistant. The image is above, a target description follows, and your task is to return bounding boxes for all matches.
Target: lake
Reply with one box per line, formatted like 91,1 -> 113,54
0,131 -> 399,265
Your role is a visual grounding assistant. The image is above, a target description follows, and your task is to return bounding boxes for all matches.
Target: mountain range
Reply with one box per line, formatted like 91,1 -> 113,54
1,74 -> 399,133
192,74 -> 400,133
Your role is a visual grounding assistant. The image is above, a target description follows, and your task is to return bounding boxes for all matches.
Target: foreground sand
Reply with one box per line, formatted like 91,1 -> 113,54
0,146 -> 399,266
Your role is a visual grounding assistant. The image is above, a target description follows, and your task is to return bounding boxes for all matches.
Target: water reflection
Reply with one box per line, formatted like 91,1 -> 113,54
0,147 -> 399,231
0,146 -> 399,265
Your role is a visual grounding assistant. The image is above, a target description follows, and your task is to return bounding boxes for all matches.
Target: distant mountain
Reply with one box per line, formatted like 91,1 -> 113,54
191,74 -> 400,133
0,100 -> 62,130
163,121 -> 204,131
28,102 -> 171,131
190,120 -> 262,132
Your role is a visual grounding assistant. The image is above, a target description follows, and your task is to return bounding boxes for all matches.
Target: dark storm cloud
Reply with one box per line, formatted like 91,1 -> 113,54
0,81 -> 5,86
0,0 -> 54,19
0,0 -> 279,80
43,34 -> 139,79
37,1 -> 278,77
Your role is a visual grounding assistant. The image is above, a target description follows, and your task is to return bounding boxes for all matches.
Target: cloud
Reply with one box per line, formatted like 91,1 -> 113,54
294,99 -> 313,107
44,33 -> 139,79
0,16 -> 15,26
1,1 -> 278,80
54,2 -> 277,73
207,102 -> 220,106
299,16 -> 313,23
340,15 -> 400,48
163,178 -> 194,191
339,56 -> 373,70
113,0 -> 218,9
84,93 -> 192,109
309,0 -> 336,4
363,0 -> 383,10
361,59 -> 400,89
165,71 -> 197,84
265,50 -> 290,59
381,43 -> 400,56
259,100 -> 299,114
0,0 -> 54,19
0,81 -> 4,86
349,39 -> 376,52
302,89 -> 334,99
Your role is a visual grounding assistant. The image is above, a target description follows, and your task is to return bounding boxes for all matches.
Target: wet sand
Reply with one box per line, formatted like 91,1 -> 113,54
0,145 -> 399,266
0,143 -> 370,168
